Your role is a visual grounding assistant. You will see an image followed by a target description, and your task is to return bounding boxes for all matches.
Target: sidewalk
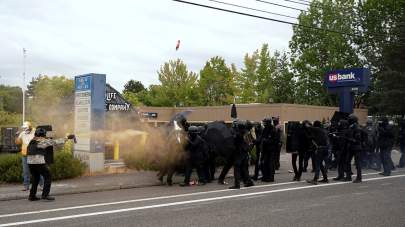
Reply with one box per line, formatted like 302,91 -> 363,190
0,152 -> 401,201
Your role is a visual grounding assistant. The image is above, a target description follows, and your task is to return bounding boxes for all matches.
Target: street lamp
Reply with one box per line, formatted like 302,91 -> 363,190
22,48 -> 26,123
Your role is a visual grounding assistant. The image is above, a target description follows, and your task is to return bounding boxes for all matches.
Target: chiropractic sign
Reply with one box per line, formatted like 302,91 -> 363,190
324,68 -> 370,89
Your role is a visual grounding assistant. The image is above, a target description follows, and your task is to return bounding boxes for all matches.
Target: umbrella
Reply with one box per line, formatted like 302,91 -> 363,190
168,110 -> 193,124
231,103 -> 237,119
202,121 -> 235,158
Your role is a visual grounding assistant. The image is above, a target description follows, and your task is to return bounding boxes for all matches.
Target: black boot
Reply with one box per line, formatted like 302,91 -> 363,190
306,179 -> 318,185
28,196 -> 40,201
41,196 -> 55,201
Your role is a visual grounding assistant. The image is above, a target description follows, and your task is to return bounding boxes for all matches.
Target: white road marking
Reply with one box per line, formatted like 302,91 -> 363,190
0,181 -> 301,218
0,170 -> 403,219
1,174 -> 404,227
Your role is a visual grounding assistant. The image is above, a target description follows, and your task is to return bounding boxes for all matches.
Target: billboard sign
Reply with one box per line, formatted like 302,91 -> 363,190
324,68 -> 370,89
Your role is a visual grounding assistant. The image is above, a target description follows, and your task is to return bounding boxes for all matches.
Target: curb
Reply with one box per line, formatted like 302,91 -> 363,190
0,182 -> 163,202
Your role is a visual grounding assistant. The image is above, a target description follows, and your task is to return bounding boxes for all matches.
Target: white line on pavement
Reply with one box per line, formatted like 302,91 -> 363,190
0,169 -> 402,219
1,174 -> 404,227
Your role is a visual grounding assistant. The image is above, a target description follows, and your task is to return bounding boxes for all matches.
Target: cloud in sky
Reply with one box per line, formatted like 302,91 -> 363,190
0,0 -> 305,91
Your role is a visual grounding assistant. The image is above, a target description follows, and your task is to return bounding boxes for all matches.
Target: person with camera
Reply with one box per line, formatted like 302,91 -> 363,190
260,118 -> 279,182
27,127 -> 76,201
377,117 -> 395,176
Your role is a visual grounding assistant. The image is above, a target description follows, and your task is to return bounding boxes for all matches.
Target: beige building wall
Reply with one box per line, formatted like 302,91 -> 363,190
139,103 -> 368,125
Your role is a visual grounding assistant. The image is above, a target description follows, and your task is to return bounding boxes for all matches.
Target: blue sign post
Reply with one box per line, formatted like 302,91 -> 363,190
324,68 -> 370,114
74,73 -> 106,172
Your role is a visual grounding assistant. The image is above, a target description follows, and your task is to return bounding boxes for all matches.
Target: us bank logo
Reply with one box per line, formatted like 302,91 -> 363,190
328,72 -> 359,83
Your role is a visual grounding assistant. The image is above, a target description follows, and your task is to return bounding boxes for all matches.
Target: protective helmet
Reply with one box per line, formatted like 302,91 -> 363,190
338,119 -> 349,129
272,117 -> 280,126
34,128 -> 47,137
313,120 -> 322,128
188,126 -> 199,134
197,126 -> 205,134
263,118 -> 272,127
366,119 -> 373,126
237,120 -> 247,130
302,120 -> 312,128
348,114 -> 358,125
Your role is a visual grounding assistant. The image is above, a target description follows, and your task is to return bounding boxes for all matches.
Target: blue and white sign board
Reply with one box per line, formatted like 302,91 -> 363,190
324,68 -> 370,114
74,74 -> 106,172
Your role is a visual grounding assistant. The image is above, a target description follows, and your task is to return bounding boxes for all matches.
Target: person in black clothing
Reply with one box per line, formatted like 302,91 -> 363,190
180,126 -> 208,186
261,118 -> 280,182
292,120 -> 312,181
229,120 -> 254,189
27,128 -> 75,201
333,119 -> 350,181
307,121 -> 330,185
252,122 -> 263,181
344,114 -> 365,183
272,117 -> 283,170
397,120 -> 405,168
377,117 -> 395,176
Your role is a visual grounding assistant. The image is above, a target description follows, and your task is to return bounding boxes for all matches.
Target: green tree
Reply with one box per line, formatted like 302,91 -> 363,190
289,0 -> 360,106
236,51 -> 258,103
0,85 -> 22,113
256,44 -> 277,103
199,56 -> 236,105
152,59 -> 199,107
272,51 -> 296,103
123,80 -> 145,94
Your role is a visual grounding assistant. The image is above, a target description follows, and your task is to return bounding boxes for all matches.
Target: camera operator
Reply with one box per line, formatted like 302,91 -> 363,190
27,128 -> 76,201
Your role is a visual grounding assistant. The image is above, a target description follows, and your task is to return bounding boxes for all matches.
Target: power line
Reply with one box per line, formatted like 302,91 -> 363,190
207,0 -> 297,19
172,0 -> 405,45
255,0 -> 308,12
284,0 -> 311,7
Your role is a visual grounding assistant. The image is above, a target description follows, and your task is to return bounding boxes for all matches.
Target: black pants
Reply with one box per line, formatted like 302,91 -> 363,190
203,155 -> 216,182
28,164 -> 51,198
184,161 -> 206,184
218,154 -> 234,181
253,148 -> 262,179
346,149 -> 362,180
304,151 -> 315,172
380,146 -> 393,175
292,151 -> 304,179
262,151 -> 275,181
233,153 -> 252,187
313,148 -> 328,180
336,149 -> 348,178
275,145 -> 281,170
157,165 -> 176,185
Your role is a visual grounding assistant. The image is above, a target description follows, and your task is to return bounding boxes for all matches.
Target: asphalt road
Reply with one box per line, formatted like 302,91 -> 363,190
1,169 -> 405,227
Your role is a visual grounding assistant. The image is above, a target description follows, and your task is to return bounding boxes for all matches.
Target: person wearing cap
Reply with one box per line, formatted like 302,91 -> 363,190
15,121 -> 42,191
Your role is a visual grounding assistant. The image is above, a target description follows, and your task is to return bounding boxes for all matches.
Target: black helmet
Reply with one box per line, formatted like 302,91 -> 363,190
237,120 -> 247,130
263,118 -> 272,127
338,119 -> 349,129
348,114 -> 358,125
197,126 -> 205,134
245,120 -> 253,130
313,120 -> 322,128
35,128 -> 47,137
188,126 -> 199,134
302,120 -> 312,128
272,117 -> 280,126
366,119 -> 373,126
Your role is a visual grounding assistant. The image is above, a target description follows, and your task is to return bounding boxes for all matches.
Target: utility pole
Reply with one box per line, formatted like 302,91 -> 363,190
22,48 -> 26,123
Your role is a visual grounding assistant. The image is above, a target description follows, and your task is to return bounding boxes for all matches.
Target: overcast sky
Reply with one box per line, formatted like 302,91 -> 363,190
0,0 -> 306,92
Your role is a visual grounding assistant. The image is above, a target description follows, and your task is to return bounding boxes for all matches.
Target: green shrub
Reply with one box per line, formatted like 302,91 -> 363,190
0,153 -> 22,183
0,151 -> 85,183
49,151 -> 86,180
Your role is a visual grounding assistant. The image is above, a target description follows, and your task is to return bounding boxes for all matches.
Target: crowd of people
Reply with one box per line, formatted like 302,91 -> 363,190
160,114 -> 405,189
